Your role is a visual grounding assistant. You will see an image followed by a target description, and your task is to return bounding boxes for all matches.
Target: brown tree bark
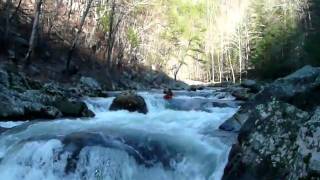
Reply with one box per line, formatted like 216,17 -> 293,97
65,0 -> 94,72
24,0 -> 43,65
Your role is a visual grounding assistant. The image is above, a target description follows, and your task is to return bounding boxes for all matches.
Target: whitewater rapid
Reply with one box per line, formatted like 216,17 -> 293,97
0,89 -> 238,180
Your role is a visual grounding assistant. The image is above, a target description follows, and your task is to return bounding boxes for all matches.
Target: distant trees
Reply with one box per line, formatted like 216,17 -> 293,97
202,0 -> 312,81
247,0 -> 311,79
2,0 -> 316,81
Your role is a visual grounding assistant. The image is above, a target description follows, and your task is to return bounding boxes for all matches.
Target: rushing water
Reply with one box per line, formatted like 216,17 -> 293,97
0,89 -> 238,180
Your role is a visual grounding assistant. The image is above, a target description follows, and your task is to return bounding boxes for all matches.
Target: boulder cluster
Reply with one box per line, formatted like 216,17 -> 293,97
221,66 -> 320,179
0,67 -> 103,121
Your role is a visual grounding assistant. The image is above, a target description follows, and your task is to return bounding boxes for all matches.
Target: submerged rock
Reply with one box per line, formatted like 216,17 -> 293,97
62,131 -> 180,173
109,91 -> 148,114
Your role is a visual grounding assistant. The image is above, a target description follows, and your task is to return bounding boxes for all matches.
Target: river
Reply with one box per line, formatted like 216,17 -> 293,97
0,89 -> 239,180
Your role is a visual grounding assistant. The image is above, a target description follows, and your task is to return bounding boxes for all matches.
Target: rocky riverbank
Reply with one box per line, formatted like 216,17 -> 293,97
221,65 -> 320,179
0,66 -> 105,120
0,62 -> 189,121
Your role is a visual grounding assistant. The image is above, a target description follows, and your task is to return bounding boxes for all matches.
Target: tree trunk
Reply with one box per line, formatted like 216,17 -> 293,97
9,0 -> 22,22
174,62 -> 183,81
106,0 -> 116,69
211,50 -> 215,83
67,0 -> 73,22
238,28 -> 242,83
65,0 -> 94,72
228,50 -> 235,83
4,0 -> 12,44
24,0 -> 43,65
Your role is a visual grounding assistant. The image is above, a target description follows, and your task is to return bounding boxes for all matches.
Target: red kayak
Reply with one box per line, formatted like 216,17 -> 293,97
163,94 -> 173,100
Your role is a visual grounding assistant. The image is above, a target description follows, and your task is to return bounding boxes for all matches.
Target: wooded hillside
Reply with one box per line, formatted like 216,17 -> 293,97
1,0 -> 319,84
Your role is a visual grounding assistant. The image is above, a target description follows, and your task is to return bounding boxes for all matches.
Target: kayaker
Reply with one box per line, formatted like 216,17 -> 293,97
163,88 -> 173,100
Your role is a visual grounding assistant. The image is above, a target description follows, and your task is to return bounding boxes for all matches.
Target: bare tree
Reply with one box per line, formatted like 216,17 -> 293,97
24,0 -> 43,65
10,0 -> 23,22
65,0 -> 94,72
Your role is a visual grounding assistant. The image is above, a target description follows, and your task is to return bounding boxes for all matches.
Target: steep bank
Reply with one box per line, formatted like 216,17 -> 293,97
222,65 -> 320,179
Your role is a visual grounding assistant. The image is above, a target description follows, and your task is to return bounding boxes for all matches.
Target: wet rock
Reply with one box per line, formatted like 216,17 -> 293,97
77,76 -> 103,97
23,89 -> 94,118
53,98 -> 94,117
0,69 -> 95,120
62,131 -> 180,173
241,79 -> 262,93
256,65 -> 320,106
219,103 -> 251,132
0,69 -> 9,87
294,107 -> 320,178
212,101 -> 233,108
189,85 -> 198,91
26,77 -> 42,90
223,100 -> 311,180
222,65 -> 320,133
110,91 -> 148,114
0,86 -> 62,120
42,82 -> 66,96
8,72 -> 31,92
188,85 -> 205,91
230,87 -> 254,101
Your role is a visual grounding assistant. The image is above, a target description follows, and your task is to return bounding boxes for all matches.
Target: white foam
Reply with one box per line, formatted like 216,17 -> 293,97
0,90 -> 238,180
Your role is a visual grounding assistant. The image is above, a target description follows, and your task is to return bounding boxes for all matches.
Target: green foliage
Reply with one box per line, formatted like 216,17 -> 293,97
248,0 -> 306,79
160,0 -> 207,66
99,10 -> 110,32
165,0 -> 206,40
127,27 -> 140,48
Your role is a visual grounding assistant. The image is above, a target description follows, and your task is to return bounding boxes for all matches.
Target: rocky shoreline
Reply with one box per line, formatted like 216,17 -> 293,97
221,65 -> 320,179
0,63 -> 188,121
0,67 -> 105,120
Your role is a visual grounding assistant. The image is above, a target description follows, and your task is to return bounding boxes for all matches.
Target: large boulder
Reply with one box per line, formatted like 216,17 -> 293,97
222,65 -> 320,180
223,100 -> 312,180
220,65 -> 320,132
109,91 -> 148,114
294,107 -> 320,178
256,65 -> 320,109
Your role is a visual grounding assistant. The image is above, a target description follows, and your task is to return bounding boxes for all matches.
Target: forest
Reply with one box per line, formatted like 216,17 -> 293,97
1,0 -> 319,84
0,1 -> 320,180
